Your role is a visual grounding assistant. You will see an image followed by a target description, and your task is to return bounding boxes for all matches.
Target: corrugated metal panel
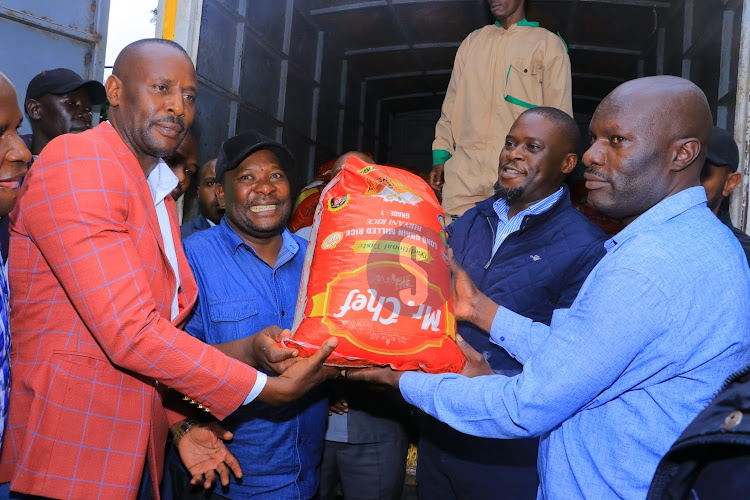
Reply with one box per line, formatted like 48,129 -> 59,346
0,0 -> 110,134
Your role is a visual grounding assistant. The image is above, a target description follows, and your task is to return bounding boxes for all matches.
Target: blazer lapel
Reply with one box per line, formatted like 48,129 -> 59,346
95,122 -> 177,311
96,123 -> 166,255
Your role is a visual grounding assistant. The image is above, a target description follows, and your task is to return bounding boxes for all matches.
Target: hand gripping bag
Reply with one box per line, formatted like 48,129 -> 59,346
287,156 -> 465,373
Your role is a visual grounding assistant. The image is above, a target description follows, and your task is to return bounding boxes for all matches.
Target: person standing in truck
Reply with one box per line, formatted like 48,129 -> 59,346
430,0 -> 572,219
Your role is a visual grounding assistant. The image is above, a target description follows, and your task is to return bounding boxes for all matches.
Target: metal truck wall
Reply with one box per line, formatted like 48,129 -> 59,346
193,0 -> 357,196
0,0 -> 110,134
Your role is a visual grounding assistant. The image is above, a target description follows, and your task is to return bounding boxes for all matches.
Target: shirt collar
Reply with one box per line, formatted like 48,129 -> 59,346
604,186 -> 708,252
146,159 -> 178,204
492,186 -> 564,222
495,18 -> 539,29
216,216 -> 300,262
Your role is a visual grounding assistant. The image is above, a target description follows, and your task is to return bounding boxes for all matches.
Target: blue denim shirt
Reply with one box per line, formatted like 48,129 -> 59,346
400,187 -> 750,499
183,219 -> 326,500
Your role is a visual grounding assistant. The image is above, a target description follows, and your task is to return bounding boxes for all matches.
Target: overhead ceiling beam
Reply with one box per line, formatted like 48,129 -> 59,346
348,42 -> 638,57
345,44 -> 410,56
579,0 -> 670,7
571,72 -> 626,82
572,94 -> 604,102
380,91 -> 446,101
366,69 -> 452,81
539,0 -> 669,6
568,44 -> 641,56
311,0 -> 489,15
413,42 -> 461,50
310,0 -> 669,14
310,1 -> 387,16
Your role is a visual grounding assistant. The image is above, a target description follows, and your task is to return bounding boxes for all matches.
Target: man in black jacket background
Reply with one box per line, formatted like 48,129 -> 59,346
699,126 -> 750,265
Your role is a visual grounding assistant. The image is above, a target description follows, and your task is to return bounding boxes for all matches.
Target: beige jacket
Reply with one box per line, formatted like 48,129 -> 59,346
433,21 -> 573,216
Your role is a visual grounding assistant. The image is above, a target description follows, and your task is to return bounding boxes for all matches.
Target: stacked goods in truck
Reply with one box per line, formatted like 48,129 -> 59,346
288,155 -> 465,374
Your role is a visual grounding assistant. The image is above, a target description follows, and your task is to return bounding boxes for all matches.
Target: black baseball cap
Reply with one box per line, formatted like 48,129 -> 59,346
25,68 -> 106,105
706,126 -> 739,172
215,130 -> 294,181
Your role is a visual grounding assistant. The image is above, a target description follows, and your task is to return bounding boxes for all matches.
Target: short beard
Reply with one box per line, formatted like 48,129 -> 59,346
141,116 -> 187,158
494,180 -> 524,203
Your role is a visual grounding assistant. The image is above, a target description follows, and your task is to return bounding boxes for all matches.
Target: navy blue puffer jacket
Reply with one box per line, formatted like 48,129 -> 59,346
448,185 -> 608,374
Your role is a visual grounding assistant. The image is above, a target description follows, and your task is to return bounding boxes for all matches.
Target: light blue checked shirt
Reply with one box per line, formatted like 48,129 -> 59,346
400,187 -> 750,499
491,187 -> 564,256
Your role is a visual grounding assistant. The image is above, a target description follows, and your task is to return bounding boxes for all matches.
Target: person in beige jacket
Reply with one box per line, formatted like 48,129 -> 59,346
430,0 -> 573,218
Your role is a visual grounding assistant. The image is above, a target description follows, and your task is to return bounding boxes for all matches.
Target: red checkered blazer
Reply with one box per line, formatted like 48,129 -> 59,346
0,122 -> 259,499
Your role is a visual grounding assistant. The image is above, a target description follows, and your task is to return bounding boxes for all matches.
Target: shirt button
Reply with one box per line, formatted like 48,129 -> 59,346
500,336 -> 505,342
297,438 -> 303,444
281,310 -> 286,317
297,475 -> 303,482
723,410 -> 743,430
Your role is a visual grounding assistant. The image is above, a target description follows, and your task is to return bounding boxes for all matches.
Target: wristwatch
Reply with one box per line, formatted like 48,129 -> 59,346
172,418 -> 198,446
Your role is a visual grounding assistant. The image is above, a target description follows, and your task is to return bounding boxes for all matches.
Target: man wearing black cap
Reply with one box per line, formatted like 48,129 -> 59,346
700,126 -> 750,264
169,130 -> 326,499
22,68 -> 107,156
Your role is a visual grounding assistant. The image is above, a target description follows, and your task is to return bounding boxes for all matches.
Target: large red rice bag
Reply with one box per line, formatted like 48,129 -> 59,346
287,156 -> 465,373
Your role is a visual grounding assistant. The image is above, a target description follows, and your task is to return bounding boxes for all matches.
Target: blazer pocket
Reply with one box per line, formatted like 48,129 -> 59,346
208,298 -> 260,341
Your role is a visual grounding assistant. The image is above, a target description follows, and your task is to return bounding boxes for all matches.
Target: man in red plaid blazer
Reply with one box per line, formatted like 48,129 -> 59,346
0,39 -> 336,499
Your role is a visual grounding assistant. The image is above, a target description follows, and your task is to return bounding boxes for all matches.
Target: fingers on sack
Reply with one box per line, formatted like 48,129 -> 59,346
312,337 -> 338,364
264,325 -> 284,340
266,345 -> 299,363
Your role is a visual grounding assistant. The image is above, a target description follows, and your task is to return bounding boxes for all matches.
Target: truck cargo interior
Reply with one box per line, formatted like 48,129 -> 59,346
188,0 -> 745,192
1,0 -> 747,225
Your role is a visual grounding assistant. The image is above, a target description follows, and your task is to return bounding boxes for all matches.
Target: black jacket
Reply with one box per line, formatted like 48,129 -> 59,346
447,185 -> 608,373
647,364 -> 750,499
719,210 -> 750,267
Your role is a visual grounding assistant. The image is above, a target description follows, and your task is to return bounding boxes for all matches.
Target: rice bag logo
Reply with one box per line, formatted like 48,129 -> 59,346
373,188 -> 422,205
358,165 -> 377,175
328,194 -> 349,212
321,232 -> 343,250
311,223 -> 455,355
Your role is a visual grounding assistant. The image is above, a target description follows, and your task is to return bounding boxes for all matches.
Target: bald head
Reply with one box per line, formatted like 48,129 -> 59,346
0,72 -> 12,93
332,151 -> 372,177
601,76 -> 712,162
112,38 -> 190,79
584,76 -> 713,223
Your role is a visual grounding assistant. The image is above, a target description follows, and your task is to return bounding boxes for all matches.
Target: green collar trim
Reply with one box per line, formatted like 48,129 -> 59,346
495,18 -> 539,28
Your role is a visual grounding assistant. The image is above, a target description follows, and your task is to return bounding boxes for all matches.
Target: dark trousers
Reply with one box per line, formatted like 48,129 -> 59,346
416,418 -> 538,500
319,439 -> 408,500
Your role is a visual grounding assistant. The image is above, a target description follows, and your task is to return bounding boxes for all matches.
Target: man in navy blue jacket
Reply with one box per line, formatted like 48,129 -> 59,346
417,107 -> 608,499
